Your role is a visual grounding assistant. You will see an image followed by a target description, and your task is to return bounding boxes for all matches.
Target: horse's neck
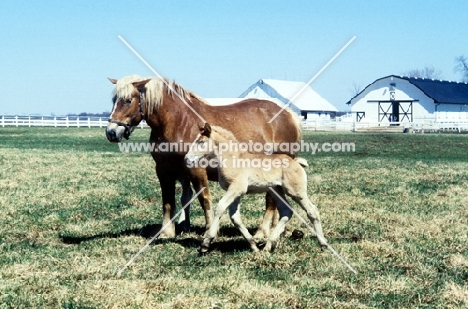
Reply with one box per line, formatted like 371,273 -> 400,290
146,93 -> 207,142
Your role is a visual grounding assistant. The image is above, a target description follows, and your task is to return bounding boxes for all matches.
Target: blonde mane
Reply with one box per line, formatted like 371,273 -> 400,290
112,75 -> 207,115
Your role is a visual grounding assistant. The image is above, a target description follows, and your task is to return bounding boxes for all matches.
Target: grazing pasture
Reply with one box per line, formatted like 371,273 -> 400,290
0,127 -> 467,308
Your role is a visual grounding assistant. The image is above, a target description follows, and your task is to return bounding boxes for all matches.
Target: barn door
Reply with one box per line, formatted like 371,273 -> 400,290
378,102 -> 392,122
398,102 -> 413,122
378,101 -> 413,123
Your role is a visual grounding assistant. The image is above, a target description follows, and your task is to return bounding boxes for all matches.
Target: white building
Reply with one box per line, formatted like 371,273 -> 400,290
239,79 -> 338,119
347,75 -> 468,123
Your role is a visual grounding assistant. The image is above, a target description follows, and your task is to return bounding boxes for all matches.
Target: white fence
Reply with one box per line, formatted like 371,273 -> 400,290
302,119 -> 468,133
0,115 -> 149,128
2,115 -> 468,133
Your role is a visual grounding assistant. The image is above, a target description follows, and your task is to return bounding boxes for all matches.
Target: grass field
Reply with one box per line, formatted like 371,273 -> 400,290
0,127 -> 467,308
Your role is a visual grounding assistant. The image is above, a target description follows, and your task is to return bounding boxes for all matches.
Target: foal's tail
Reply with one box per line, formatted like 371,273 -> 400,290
295,157 -> 308,167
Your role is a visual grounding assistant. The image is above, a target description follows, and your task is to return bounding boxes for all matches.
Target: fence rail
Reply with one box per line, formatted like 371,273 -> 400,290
302,119 -> 468,133
0,115 -> 149,128
2,115 -> 468,133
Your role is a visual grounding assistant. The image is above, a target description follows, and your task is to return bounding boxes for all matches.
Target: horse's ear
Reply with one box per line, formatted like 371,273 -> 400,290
108,78 -> 118,84
202,123 -> 212,137
133,79 -> 151,92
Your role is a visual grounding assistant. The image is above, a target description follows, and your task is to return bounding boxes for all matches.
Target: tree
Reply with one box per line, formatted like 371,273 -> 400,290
349,81 -> 362,97
454,55 -> 468,82
404,66 -> 443,79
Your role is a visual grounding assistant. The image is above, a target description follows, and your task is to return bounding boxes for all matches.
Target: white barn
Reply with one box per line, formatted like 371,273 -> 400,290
347,75 -> 468,123
239,79 -> 338,119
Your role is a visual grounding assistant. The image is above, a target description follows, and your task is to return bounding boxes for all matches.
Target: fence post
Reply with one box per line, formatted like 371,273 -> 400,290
1,115 -> 4,127
66,116 -> 69,127
88,117 -> 91,128
15,115 -> 18,127
54,116 -> 57,127
28,116 -> 31,127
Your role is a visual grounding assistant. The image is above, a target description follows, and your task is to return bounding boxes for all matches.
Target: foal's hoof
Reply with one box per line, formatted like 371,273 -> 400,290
317,238 -> 328,250
198,245 -> 210,255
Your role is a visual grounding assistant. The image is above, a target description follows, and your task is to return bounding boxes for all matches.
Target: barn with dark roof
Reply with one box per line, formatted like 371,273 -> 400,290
347,75 -> 468,123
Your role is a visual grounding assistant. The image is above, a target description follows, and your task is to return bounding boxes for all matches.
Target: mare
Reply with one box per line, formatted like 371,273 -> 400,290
185,123 -> 327,252
106,75 -> 302,239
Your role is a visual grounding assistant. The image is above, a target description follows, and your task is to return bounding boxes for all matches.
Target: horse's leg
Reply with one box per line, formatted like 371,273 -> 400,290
200,186 -> 245,253
290,194 -> 328,247
155,165 -> 177,238
177,176 -> 193,233
228,198 -> 259,252
189,168 -> 213,236
253,192 -> 279,240
283,167 -> 328,247
264,187 -> 292,252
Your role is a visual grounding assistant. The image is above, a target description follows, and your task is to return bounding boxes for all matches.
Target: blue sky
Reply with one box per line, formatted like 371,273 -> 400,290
1,0 -> 467,115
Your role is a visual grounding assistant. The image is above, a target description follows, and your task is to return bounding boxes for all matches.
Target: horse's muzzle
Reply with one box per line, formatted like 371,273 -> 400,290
106,124 -> 126,142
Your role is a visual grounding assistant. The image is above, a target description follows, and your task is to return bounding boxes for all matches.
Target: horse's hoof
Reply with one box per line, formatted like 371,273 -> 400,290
251,244 -> 260,252
198,246 -> 210,255
263,242 -> 274,252
159,228 -> 176,239
318,240 -> 328,251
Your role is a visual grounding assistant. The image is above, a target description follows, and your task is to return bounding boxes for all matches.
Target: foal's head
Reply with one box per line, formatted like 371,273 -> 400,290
106,77 -> 151,142
185,123 -> 215,165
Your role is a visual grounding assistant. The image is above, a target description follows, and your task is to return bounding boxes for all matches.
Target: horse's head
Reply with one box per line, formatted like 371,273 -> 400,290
106,77 -> 151,142
185,123 -> 215,165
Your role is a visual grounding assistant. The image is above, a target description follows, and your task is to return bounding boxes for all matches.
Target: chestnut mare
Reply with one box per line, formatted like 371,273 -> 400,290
106,75 -> 301,239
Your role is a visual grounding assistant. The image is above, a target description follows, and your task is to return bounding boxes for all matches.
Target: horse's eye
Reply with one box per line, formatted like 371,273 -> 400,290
124,98 -> 132,104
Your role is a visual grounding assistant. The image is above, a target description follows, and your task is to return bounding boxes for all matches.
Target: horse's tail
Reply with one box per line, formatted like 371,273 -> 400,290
295,157 -> 308,167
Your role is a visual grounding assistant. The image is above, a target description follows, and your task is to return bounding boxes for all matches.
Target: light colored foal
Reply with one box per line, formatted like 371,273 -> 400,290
185,123 -> 327,253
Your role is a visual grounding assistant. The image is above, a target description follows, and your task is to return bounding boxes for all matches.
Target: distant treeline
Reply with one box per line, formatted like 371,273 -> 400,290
67,112 -> 110,117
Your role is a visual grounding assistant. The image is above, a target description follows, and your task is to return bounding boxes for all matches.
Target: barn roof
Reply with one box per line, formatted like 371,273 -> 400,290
347,75 -> 468,105
400,76 -> 468,104
239,79 -> 338,114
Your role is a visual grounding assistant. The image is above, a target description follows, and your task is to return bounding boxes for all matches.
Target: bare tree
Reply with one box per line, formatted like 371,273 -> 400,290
349,81 -> 362,97
454,55 -> 468,82
404,66 -> 443,79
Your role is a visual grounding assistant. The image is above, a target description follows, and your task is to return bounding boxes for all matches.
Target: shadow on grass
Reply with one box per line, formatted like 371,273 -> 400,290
59,223 -> 256,253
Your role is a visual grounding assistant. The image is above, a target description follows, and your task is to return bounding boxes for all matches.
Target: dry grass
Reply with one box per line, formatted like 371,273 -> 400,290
0,127 -> 467,308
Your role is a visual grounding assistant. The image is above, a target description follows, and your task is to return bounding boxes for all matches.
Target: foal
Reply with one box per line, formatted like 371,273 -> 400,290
185,123 -> 328,253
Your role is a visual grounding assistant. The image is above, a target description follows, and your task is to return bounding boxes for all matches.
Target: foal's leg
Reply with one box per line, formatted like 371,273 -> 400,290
177,176 -> 193,233
291,195 -> 327,247
229,199 -> 259,252
253,192 -> 279,240
200,186 -> 245,253
283,167 -> 328,247
264,187 -> 293,252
